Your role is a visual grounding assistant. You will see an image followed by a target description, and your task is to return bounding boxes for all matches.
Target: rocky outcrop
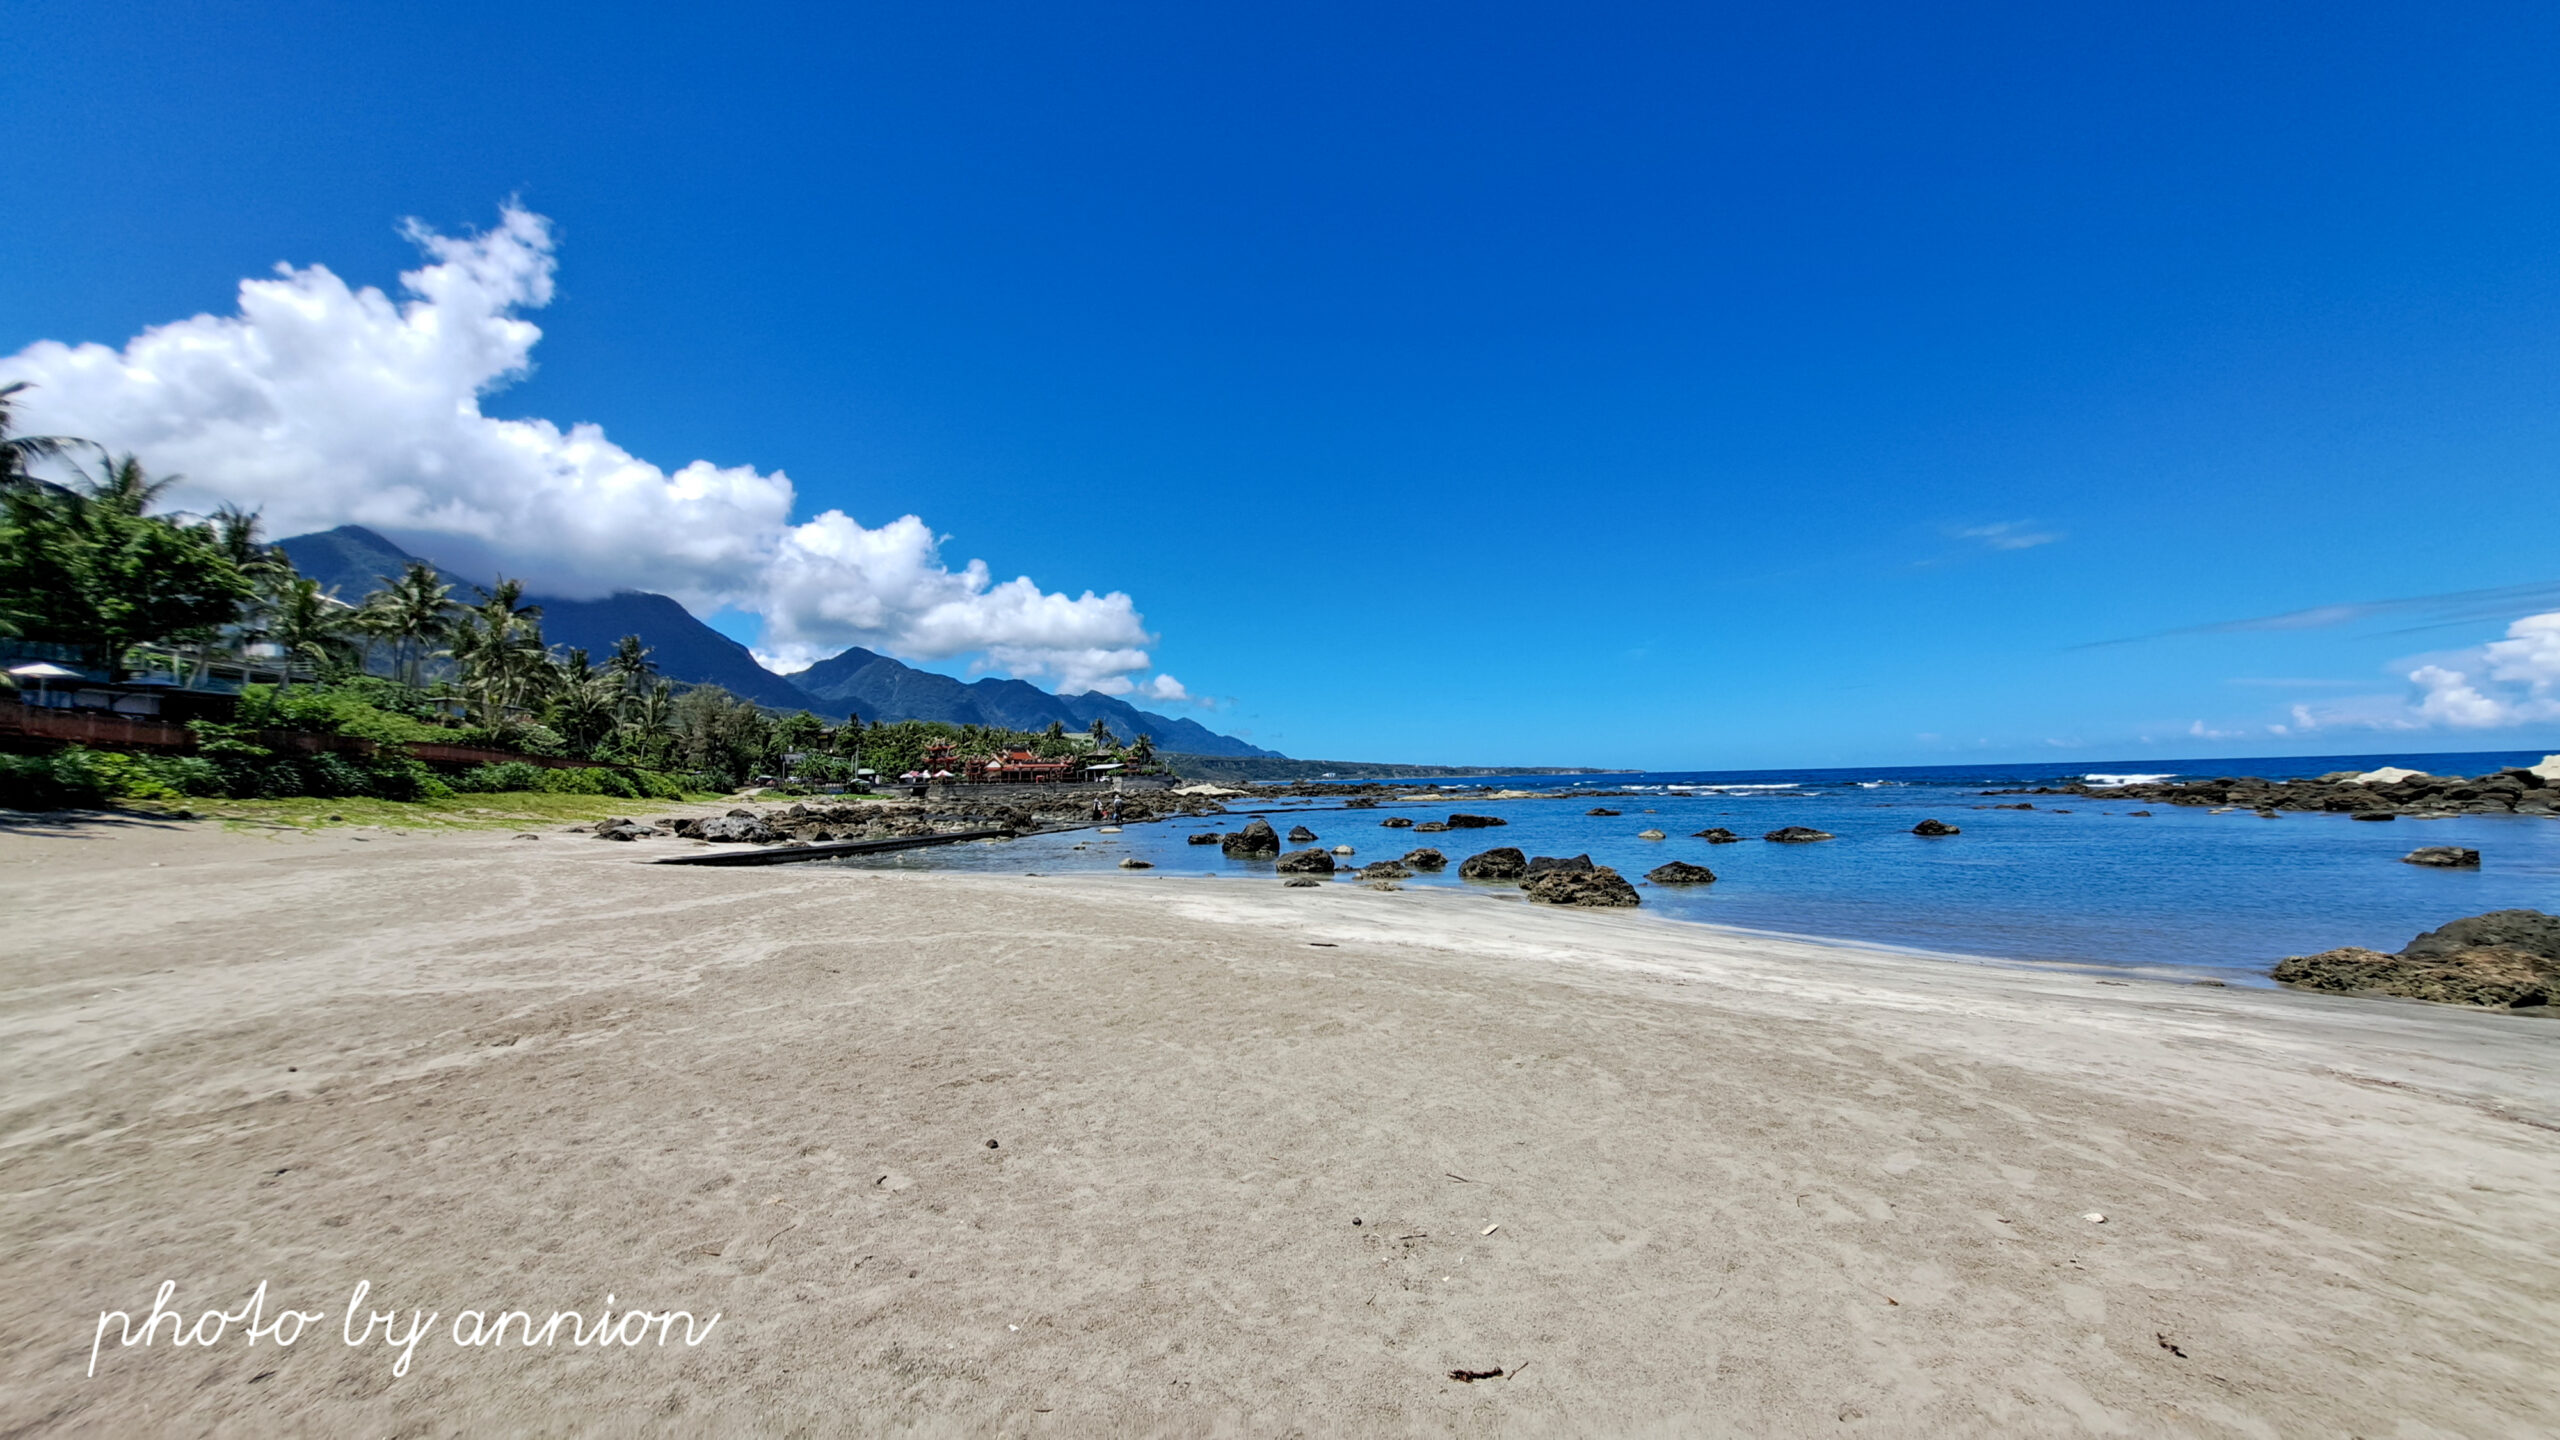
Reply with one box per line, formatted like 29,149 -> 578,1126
1446,814 -> 1508,828
1413,821 -> 1451,833
1458,847 -> 1528,881
1645,861 -> 1717,885
1525,853 -> 1596,877
1402,847 -> 1448,871
1358,860 -> 1413,880
2015,758 -> 2560,818
2273,909 -> 2558,1009
1276,848 -> 1337,875
1523,865 -> 1640,907
2403,847 -> 2480,868
1764,827 -> 1834,843
1188,831 -> 1223,845
1222,818 -> 1282,858
1693,828 -> 1741,843
697,813 -> 781,843
1587,807 -> 1620,816
1911,818 -> 1960,837
1380,816 -> 1415,828
592,817 -> 662,841
1286,825 -> 1318,844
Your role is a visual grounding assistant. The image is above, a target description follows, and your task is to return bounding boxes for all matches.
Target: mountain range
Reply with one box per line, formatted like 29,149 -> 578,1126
274,525 -> 1279,757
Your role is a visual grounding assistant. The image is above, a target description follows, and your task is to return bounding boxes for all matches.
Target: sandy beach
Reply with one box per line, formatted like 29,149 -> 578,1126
3,813 -> 2556,1436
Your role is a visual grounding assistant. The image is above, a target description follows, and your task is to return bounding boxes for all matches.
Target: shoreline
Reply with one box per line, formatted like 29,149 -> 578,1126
5,818 -> 2557,1431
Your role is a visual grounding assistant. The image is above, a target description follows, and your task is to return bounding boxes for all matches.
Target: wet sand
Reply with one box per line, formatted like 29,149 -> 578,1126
3,814 -> 2556,1435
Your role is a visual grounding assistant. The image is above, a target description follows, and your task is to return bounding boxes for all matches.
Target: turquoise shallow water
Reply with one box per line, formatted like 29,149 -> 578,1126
828,750 -> 2560,983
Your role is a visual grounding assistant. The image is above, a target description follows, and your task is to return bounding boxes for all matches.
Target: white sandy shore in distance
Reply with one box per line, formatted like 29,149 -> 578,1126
3,813 -> 2556,1435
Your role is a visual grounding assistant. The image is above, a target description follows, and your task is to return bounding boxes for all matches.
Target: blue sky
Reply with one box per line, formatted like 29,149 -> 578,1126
5,1 -> 2559,767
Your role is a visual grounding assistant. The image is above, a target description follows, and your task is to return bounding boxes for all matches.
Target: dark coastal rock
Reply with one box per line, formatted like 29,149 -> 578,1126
697,814 -> 780,843
1911,819 -> 1960,837
593,817 -> 662,841
1283,876 -> 1323,887
1458,847 -> 1528,881
2351,813 -> 2396,822
1995,803 -> 2034,811
1523,865 -> 1641,908
1401,847 -> 1448,871
1380,816 -> 1415,828
1763,826 -> 1834,843
2274,946 -> 2557,1009
1413,821 -> 1451,833
2402,847 -> 2481,868
1358,860 -> 1413,880
1587,807 -> 1621,816
1525,853 -> 1596,877
1343,796 -> 1380,808
1118,857 -> 1153,869
1693,828 -> 1742,843
2271,909 -> 2558,1009
1222,818 -> 1282,858
1446,814 -> 1508,829
1286,825 -> 1319,844
1276,848 -> 1337,874
2402,909 -> 2560,963
1188,831 -> 1223,845
1645,861 -> 1718,885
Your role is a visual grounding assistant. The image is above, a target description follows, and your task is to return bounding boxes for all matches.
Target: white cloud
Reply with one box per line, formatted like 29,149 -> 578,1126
0,204 -> 1172,694
2281,611 -> 2560,732
1955,521 -> 2062,551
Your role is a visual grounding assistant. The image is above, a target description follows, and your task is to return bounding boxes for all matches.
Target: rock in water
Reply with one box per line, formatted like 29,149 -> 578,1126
2351,813 -> 2396,822
1523,865 -> 1641,908
1645,861 -> 1718,885
1275,848 -> 1337,874
1587,807 -> 1620,816
1118,857 -> 1152,869
1458,847 -> 1528,881
1222,818 -> 1281,858
1380,816 -> 1415,828
1764,826 -> 1834,843
1286,825 -> 1318,843
1637,829 -> 1667,840
1911,818 -> 1960,836
2401,909 -> 2560,963
1446,814 -> 1508,828
1402,847 -> 1449,871
1693,828 -> 1742,843
1413,821 -> 1451,833
1524,853 -> 1596,876
1187,831 -> 1223,845
2402,847 -> 2481,868
1283,876 -> 1323,887
1358,860 -> 1412,879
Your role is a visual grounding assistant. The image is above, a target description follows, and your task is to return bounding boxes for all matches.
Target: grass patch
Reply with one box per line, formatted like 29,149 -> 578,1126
156,790 -> 727,832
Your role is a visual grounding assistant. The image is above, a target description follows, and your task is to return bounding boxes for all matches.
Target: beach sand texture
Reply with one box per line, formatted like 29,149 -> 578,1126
3,815 -> 2556,1435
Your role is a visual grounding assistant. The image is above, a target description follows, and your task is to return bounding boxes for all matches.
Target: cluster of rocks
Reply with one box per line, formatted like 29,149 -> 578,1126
608,787 -> 1237,850
1763,826 -> 1834,843
1451,847 -> 1641,907
1273,844 -> 1453,879
2273,909 -> 2558,1010
2015,757 -> 2560,818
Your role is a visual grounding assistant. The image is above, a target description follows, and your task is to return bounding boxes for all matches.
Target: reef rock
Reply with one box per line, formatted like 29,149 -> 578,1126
697,814 -> 780,843
1693,828 -> 1742,843
1911,818 -> 1961,837
1644,861 -> 1718,885
1358,860 -> 1413,880
1446,814 -> 1508,829
1587,807 -> 1621,816
1523,865 -> 1641,908
1222,818 -> 1282,858
1458,847 -> 1528,881
1187,831 -> 1223,845
2402,847 -> 2481,868
1380,816 -> 1415,828
2272,909 -> 2558,1009
1764,826 -> 1834,843
1524,853 -> 1596,877
1413,821 -> 1451,833
1401,847 -> 1449,871
1275,848 -> 1337,875
1286,825 -> 1318,843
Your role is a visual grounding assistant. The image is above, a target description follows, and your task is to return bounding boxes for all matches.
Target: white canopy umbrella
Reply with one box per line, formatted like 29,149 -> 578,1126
7,661 -> 83,708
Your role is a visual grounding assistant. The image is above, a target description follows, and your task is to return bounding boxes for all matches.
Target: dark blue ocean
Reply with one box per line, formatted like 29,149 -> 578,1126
839,749 -> 2560,983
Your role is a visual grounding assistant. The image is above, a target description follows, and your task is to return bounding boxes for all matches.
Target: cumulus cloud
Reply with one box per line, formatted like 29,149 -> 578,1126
2282,610 -> 2560,732
0,204 -> 1173,693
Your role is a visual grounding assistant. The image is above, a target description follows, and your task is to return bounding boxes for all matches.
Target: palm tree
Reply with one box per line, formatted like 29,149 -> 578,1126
604,633 -> 656,693
267,576 -> 363,688
0,381 -> 81,490
1129,732 -> 1156,767
76,452 -> 178,517
546,647 -> 623,752
1087,717 -> 1118,750
357,561 -> 459,691
446,577 -> 548,724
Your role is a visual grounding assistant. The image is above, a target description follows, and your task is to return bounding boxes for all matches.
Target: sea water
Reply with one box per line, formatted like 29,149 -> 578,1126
835,749 -> 2560,983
